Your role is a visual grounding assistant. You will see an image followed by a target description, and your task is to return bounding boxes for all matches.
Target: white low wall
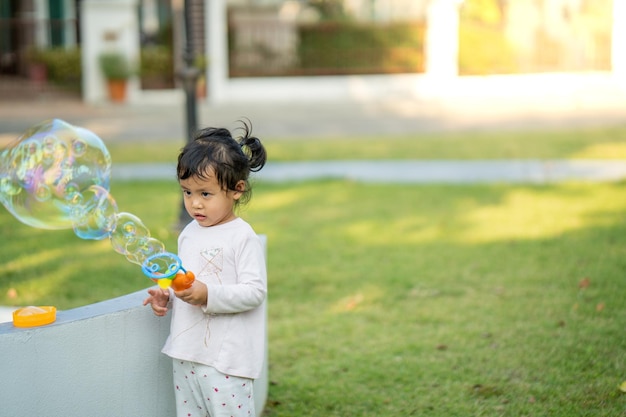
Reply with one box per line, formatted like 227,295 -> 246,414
0,240 -> 268,417
0,290 -> 175,417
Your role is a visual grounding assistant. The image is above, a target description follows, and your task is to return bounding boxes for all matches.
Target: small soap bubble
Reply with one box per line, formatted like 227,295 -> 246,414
125,236 -> 166,266
64,182 -> 80,202
110,212 -> 151,256
72,185 -> 119,240
34,184 -> 51,202
72,138 -> 87,156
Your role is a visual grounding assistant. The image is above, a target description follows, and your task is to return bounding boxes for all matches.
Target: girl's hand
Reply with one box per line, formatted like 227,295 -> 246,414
175,280 -> 208,307
143,287 -> 170,316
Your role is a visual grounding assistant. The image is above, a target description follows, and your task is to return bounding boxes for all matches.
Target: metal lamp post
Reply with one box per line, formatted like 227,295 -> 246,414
177,0 -> 200,229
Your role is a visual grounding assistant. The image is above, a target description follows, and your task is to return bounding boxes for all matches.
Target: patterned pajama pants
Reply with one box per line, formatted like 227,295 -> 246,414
173,360 -> 255,417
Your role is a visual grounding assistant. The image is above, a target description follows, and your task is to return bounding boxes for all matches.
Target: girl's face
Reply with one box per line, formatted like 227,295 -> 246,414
179,170 -> 244,227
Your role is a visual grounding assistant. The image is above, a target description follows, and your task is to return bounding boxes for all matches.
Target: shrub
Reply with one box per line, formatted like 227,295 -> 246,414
297,21 -> 425,75
99,51 -> 134,80
140,46 -> 174,89
29,47 -> 82,91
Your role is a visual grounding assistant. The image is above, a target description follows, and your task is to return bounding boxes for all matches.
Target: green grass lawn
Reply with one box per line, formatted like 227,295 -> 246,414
2,126 -> 626,415
256,180 -> 626,416
1,178 -> 626,416
106,124 -> 626,163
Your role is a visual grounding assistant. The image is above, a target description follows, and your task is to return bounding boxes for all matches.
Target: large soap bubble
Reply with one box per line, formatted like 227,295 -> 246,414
0,119 -> 187,285
0,119 -> 111,229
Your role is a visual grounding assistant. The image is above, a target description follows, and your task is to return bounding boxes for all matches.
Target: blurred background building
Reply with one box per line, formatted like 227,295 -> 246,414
0,0 -> 616,102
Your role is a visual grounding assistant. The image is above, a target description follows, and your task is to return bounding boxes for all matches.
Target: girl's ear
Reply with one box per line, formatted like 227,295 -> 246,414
233,180 -> 246,199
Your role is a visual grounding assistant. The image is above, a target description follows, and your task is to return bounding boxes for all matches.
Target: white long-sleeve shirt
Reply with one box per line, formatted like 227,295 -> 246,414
161,217 -> 267,379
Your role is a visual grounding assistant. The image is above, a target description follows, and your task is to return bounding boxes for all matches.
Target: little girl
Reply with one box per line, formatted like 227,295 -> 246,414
143,122 -> 267,417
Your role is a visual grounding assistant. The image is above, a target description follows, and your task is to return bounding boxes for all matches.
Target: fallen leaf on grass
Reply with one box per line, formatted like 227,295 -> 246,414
619,381 -> 626,393
344,294 -> 363,310
471,384 -> 503,398
596,302 -> 605,312
579,277 -> 590,289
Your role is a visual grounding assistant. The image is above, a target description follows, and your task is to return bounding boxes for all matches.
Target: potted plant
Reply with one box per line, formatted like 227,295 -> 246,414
26,48 -> 48,89
99,51 -> 134,102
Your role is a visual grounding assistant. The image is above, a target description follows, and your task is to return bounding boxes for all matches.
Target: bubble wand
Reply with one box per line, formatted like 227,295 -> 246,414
0,119 -> 194,290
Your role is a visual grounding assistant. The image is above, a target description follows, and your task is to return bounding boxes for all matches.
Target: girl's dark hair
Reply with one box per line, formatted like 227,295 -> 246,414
177,120 -> 266,205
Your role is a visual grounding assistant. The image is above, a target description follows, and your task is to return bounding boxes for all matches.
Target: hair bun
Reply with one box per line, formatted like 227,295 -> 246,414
241,136 -> 266,172
237,120 -> 267,172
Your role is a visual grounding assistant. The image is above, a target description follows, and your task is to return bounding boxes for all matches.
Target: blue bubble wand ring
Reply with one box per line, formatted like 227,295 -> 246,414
141,252 -> 187,288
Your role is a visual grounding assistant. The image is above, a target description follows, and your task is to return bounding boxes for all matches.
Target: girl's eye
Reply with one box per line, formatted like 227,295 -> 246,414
202,192 -> 211,198
182,190 -> 191,196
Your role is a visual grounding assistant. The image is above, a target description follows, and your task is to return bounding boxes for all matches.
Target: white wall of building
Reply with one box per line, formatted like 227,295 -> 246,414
81,0 -> 141,103
612,0 -> 626,78
79,0 -> 626,107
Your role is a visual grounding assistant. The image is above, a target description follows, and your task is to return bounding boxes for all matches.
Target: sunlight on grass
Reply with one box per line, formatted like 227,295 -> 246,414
569,142 -> 626,159
335,183 -> 626,246
461,184 -> 626,243
249,188 -> 302,210
0,247 -> 67,275
343,217 -> 437,244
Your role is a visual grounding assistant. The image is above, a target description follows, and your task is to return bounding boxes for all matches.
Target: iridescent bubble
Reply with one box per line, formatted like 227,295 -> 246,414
109,212 -> 150,256
109,212 -> 168,266
72,185 -> 118,240
125,236 -> 166,266
0,119 -> 111,229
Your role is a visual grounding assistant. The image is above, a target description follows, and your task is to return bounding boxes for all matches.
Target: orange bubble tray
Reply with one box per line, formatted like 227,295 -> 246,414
12,306 -> 57,328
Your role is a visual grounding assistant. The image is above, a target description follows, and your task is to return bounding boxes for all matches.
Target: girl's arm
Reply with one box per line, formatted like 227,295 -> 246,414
175,233 -> 267,313
204,235 -> 267,314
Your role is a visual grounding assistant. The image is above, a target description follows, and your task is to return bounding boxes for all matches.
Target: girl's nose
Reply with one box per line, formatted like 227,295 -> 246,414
191,198 -> 202,208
